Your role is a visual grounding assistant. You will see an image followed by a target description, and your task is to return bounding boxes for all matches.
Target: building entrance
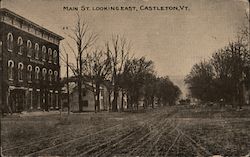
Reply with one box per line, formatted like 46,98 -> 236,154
9,89 -> 25,113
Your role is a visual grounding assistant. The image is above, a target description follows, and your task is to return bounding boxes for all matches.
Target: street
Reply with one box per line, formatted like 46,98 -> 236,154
2,105 -> 250,156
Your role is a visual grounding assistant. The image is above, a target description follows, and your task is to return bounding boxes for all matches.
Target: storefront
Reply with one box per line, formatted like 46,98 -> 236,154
6,86 -> 59,113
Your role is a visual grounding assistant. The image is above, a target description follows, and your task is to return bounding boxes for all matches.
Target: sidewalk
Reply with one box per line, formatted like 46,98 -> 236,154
2,110 -> 62,118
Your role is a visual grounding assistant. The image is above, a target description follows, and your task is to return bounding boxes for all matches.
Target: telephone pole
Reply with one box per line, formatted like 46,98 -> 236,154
66,54 -> 70,115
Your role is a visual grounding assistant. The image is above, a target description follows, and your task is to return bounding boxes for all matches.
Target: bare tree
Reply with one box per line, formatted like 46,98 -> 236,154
121,57 -> 155,110
106,35 -> 130,111
238,12 -> 250,46
63,13 -> 98,112
83,48 -> 112,112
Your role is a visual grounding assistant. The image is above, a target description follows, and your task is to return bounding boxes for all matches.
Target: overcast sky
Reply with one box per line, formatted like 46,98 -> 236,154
2,0 -> 249,78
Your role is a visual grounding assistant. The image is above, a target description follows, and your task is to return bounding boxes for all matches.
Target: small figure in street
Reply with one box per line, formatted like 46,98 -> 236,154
220,98 -> 225,109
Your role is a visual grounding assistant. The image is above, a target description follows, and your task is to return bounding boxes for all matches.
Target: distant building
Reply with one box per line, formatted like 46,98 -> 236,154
61,81 -> 110,112
0,8 -> 64,113
243,84 -> 250,105
243,66 -> 250,105
246,90 -> 249,105
61,79 -> 128,112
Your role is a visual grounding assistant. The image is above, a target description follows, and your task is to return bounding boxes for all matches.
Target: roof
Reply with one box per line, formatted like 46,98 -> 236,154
0,8 -> 64,40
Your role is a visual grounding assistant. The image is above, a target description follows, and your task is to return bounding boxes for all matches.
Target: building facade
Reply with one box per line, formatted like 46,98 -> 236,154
61,81 -> 110,112
0,8 -> 63,113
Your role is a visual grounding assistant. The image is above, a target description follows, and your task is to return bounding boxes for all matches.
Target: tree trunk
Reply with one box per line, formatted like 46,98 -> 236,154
136,101 -> 139,111
121,91 -> 124,112
151,96 -> 154,109
78,52 -> 83,112
112,85 -> 118,112
127,95 -> 131,109
108,90 -> 112,111
78,79 -> 82,112
96,83 -> 100,112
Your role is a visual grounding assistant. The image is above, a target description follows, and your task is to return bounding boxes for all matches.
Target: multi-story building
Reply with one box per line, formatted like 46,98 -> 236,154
0,8 -> 63,113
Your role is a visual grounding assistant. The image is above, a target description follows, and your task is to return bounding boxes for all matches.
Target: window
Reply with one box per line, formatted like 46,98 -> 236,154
35,43 -> 39,59
27,40 -> 32,57
17,36 -> 23,55
28,89 -> 33,109
49,91 -> 53,109
54,71 -> 58,82
18,62 -> 24,82
27,65 -> 32,82
35,66 -> 40,80
48,48 -> 52,63
55,91 -> 59,109
48,69 -> 52,82
0,41 -> 2,56
42,68 -> 47,80
53,50 -> 57,64
7,32 -> 13,51
8,60 -> 14,80
36,89 -> 41,109
42,46 -> 46,61
83,100 -> 88,107
82,90 -> 86,97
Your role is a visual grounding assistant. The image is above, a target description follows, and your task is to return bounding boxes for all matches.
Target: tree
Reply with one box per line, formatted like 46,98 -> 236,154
63,13 -> 98,112
185,41 -> 249,107
156,77 -> 181,106
238,12 -> 249,46
143,73 -> 157,108
211,41 -> 249,107
83,48 -> 112,112
106,35 -> 130,111
185,60 -> 216,102
185,11 -> 250,108
121,57 -> 155,110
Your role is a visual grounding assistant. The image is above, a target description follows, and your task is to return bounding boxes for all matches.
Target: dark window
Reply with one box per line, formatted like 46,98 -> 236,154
17,37 -> 23,55
18,63 -> 24,82
0,41 -> 2,56
82,90 -> 86,97
54,71 -> 58,82
42,46 -> 46,61
48,69 -> 53,82
27,65 -> 32,82
35,66 -> 40,80
48,48 -> 52,63
8,60 -> 14,80
27,40 -> 32,57
35,43 -> 39,59
53,50 -> 57,64
7,32 -> 13,51
83,100 -> 88,107
42,68 -> 47,80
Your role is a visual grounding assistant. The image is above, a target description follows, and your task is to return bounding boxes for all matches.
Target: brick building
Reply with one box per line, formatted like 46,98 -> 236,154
0,8 -> 63,113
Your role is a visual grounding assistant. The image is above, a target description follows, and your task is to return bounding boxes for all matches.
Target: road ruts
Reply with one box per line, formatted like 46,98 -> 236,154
127,113 -> 179,157
2,121 -> 120,156
77,108 -> 178,157
91,111 -> 177,156
23,107 -> 171,156
68,108 -> 175,156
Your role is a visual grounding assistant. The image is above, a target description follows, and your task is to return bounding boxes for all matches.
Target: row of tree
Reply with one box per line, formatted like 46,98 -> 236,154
185,14 -> 250,108
61,14 -> 181,112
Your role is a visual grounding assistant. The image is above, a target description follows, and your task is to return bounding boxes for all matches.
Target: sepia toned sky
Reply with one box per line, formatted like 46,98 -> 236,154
2,0 -> 249,78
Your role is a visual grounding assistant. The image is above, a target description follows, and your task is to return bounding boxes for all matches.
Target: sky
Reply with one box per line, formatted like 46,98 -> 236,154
2,0 -> 249,84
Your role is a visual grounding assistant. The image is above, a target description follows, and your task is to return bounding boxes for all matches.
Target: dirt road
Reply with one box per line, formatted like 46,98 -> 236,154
2,105 -> 250,156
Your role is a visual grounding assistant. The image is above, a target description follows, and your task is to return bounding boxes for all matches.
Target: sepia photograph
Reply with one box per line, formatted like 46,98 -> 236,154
0,0 -> 249,156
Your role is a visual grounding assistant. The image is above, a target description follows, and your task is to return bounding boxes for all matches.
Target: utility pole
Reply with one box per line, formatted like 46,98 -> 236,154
66,54 -> 70,115
60,77 -> 62,118
0,41 -> 3,157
